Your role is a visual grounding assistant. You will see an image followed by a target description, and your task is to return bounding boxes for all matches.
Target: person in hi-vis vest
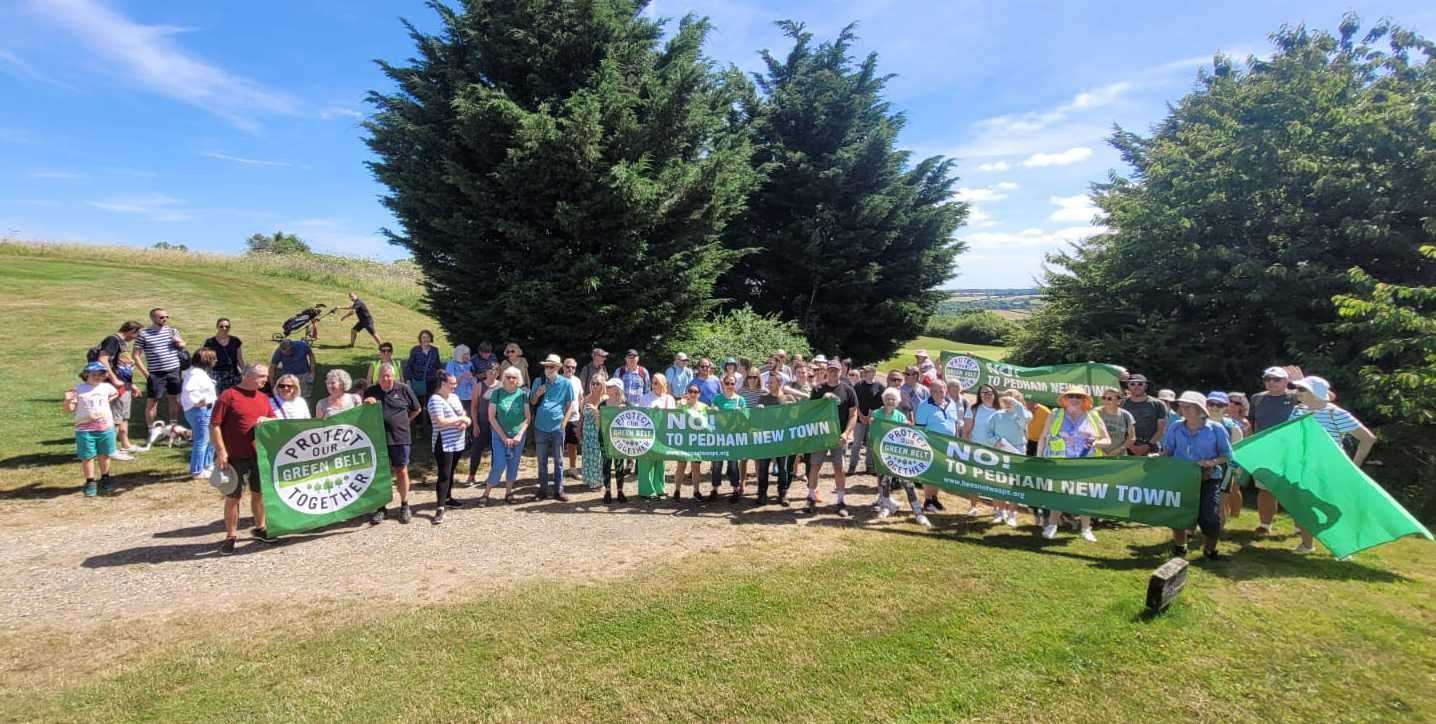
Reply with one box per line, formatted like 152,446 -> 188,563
1036,385 -> 1110,542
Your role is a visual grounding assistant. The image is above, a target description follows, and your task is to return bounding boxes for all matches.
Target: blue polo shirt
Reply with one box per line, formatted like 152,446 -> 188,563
694,375 -> 722,405
530,374 -> 575,433
664,365 -> 694,394
271,340 -> 312,376
914,397 -> 962,436
1162,418 -> 1233,480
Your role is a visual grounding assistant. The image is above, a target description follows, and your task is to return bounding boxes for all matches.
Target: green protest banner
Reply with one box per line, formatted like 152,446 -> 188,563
255,404 -> 393,536
938,351 -> 1125,406
602,399 -> 840,462
869,419 -> 1198,528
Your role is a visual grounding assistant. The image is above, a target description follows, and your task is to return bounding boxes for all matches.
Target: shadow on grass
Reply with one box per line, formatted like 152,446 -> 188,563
86,516 -> 370,567
0,451 -> 78,469
0,468 -> 191,501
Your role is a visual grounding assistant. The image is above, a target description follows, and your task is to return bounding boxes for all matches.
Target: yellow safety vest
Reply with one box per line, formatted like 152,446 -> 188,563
1044,408 -> 1106,458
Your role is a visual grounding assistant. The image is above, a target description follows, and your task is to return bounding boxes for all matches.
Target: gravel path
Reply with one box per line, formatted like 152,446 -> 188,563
0,463 -> 886,633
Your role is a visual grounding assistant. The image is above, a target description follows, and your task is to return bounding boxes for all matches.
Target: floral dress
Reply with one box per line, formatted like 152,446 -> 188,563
581,400 -> 604,488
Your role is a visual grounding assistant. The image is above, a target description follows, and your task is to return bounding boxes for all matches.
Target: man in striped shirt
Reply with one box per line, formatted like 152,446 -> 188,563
134,307 -> 188,428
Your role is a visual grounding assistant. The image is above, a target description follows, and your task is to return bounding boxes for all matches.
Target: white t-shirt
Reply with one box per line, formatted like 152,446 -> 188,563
644,393 -> 677,410
180,368 -> 217,412
269,395 -> 311,420
73,382 -> 117,431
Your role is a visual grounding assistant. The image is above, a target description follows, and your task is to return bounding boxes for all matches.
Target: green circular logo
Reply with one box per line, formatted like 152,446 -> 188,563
943,354 -> 982,390
271,424 -> 378,515
609,409 -> 656,456
879,426 -> 933,478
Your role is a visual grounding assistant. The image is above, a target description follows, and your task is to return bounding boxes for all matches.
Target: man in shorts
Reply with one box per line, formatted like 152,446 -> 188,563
1249,366 -> 1300,535
212,363 -> 275,554
340,291 -> 383,348
805,360 -> 859,517
365,363 -> 421,525
133,307 -> 187,428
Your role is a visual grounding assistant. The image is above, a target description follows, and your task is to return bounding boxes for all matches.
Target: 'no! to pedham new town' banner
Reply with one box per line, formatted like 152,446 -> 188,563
602,399 -> 840,462
870,419 -> 1199,528
255,404 -> 393,536
939,351 -> 1125,407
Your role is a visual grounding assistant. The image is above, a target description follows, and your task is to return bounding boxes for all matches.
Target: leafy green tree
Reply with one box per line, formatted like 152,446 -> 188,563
245,231 -> 309,255
365,1 -> 757,364
1335,246 -> 1436,424
1010,15 -> 1436,407
717,22 -> 966,365
151,241 -> 188,252
662,306 -> 812,369
925,311 -> 1015,346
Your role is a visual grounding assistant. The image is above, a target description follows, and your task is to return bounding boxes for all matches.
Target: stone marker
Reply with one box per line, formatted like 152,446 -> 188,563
1146,557 -> 1189,613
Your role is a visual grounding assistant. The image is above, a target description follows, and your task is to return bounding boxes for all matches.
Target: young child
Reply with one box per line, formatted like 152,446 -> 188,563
64,362 -> 121,497
112,351 -> 139,456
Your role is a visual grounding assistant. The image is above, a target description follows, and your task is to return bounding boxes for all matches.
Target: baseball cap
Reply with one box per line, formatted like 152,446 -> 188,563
1262,366 -> 1290,380
1126,374 -> 1149,384
592,347 -> 609,357
81,362 -> 107,377
1290,376 -> 1331,401
625,349 -> 639,357
604,378 -> 623,389
826,360 -> 842,369
1206,391 -> 1230,405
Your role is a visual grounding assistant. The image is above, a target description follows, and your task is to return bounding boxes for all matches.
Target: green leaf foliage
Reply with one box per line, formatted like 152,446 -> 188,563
716,22 -> 966,365
245,231 -> 310,255
662,306 -> 812,371
924,311 -> 1016,346
1334,246 -> 1436,425
1009,14 -> 1436,413
365,0 -> 758,369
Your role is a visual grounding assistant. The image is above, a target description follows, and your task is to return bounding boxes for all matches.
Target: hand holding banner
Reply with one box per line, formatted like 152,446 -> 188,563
255,404 -> 393,536
601,399 -> 840,462
939,351 -> 1125,406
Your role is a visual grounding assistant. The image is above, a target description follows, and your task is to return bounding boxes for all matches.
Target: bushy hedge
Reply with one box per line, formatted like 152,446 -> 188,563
925,311 -> 1015,346
663,307 -> 812,368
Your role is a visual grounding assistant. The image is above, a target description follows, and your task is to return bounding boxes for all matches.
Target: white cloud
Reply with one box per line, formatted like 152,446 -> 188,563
0,49 -> 66,87
956,181 -> 1018,203
1023,147 -> 1093,167
201,151 -> 292,167
88,193 -> 191,222
33,0 -> 297,129
29,169 -> 85,180
1048,194 -> 1100,223
964,225 -> 1107,250
320,106 -> 363,120
967,206 -> 996,228
954,81 -> 1132,158
976,161 -> 1009,173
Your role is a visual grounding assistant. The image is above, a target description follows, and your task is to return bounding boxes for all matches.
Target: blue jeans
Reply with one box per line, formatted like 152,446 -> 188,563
487,429 -> 523,486
184,406 -> 214,475
534,427 -> 565,496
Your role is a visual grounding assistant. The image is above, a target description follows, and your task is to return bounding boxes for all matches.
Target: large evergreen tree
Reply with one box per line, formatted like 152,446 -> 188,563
1010,15 -> 1436,409
717,22 -> 966,364
365,1 -> 757,365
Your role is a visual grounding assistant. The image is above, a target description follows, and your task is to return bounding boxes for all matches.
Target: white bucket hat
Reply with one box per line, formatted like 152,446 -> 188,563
1290,376 -> 1331,402
209,465 -> 239,496
1174,390 -> 1210,417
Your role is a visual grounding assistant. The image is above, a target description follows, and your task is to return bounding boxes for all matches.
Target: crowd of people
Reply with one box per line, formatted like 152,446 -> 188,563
66,303 -> 1377,559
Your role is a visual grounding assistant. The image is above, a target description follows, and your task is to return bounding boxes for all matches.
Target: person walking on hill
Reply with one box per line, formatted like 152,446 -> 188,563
1119,374 -> 1168,456
134,307 -> 187,428
1162,391 -> 1234,560
180,348 -> 218,480
203,318 -> 245,393
211,363 -> 274,553
364,363 -> 421,525
65,362 -> 121,497
1037,386 -> 1110,542
340,291 -> 383,348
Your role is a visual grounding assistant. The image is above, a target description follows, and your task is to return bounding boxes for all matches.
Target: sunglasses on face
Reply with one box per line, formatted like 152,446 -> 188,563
156,316 -> 169,321
278,384 -> 296,390
1102,396 -> 1119,401
746,375 -> 760,380
217,324 -> 230,329
564,365 -> 576,370
1129,382 -> 1147,387
686,389 -> 699,395
723,381 -> 735,386
699,364 -> 712,369
904,372 -> 916,377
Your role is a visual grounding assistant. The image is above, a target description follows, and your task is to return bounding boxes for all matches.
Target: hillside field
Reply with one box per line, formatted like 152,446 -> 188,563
0,244 -> 1432,723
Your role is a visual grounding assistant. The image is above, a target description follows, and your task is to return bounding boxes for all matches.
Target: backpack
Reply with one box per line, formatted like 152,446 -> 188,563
86,334 -> 122,365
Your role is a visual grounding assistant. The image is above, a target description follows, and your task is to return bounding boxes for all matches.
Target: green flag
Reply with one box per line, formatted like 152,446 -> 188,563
1231,414 -> 1432,558
255,404 -> 393,537
869,419 -> 1199,528
601,399 -> 840,462
938,351 -> 1124,407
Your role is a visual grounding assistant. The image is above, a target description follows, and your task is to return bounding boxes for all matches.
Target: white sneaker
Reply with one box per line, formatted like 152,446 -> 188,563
1293,542 -> 1315,554
915,514 -> 933,528
1041,523 -> 1058,540
966,506 -> 982,517
1004,510 -> 1019,528
877,507 -> 892,519
1080,527 -> 1097,543
991,511 -> 1005,524
123,444 -> 143,453
111,450 -> 135,461
881,496 -> 899,514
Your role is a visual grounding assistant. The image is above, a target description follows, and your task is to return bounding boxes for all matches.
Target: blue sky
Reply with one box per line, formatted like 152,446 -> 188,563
2,0 -> 1432,288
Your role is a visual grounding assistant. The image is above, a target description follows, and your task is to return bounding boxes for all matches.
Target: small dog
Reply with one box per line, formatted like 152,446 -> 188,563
142,421 -> 193,450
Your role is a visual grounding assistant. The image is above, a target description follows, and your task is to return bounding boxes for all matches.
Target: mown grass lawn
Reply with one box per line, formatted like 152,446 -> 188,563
882,335 -> 1009,370
4,514 -> 1432,722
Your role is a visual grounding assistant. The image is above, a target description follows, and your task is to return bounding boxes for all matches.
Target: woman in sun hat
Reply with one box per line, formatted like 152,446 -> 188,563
1286,376 -> 1377,554
1161,390 -> 1233,560
1036,384 -> 1110,542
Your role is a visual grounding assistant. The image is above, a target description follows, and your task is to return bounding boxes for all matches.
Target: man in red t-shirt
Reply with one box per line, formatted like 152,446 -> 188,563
211,363 -> 275,555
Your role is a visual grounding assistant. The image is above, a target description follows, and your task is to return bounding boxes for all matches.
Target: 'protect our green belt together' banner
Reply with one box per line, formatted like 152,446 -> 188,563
939,351 -> 1125,406
256,404 -> 393,536
869,419 -> 1199,528
602,399 -> 840,462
